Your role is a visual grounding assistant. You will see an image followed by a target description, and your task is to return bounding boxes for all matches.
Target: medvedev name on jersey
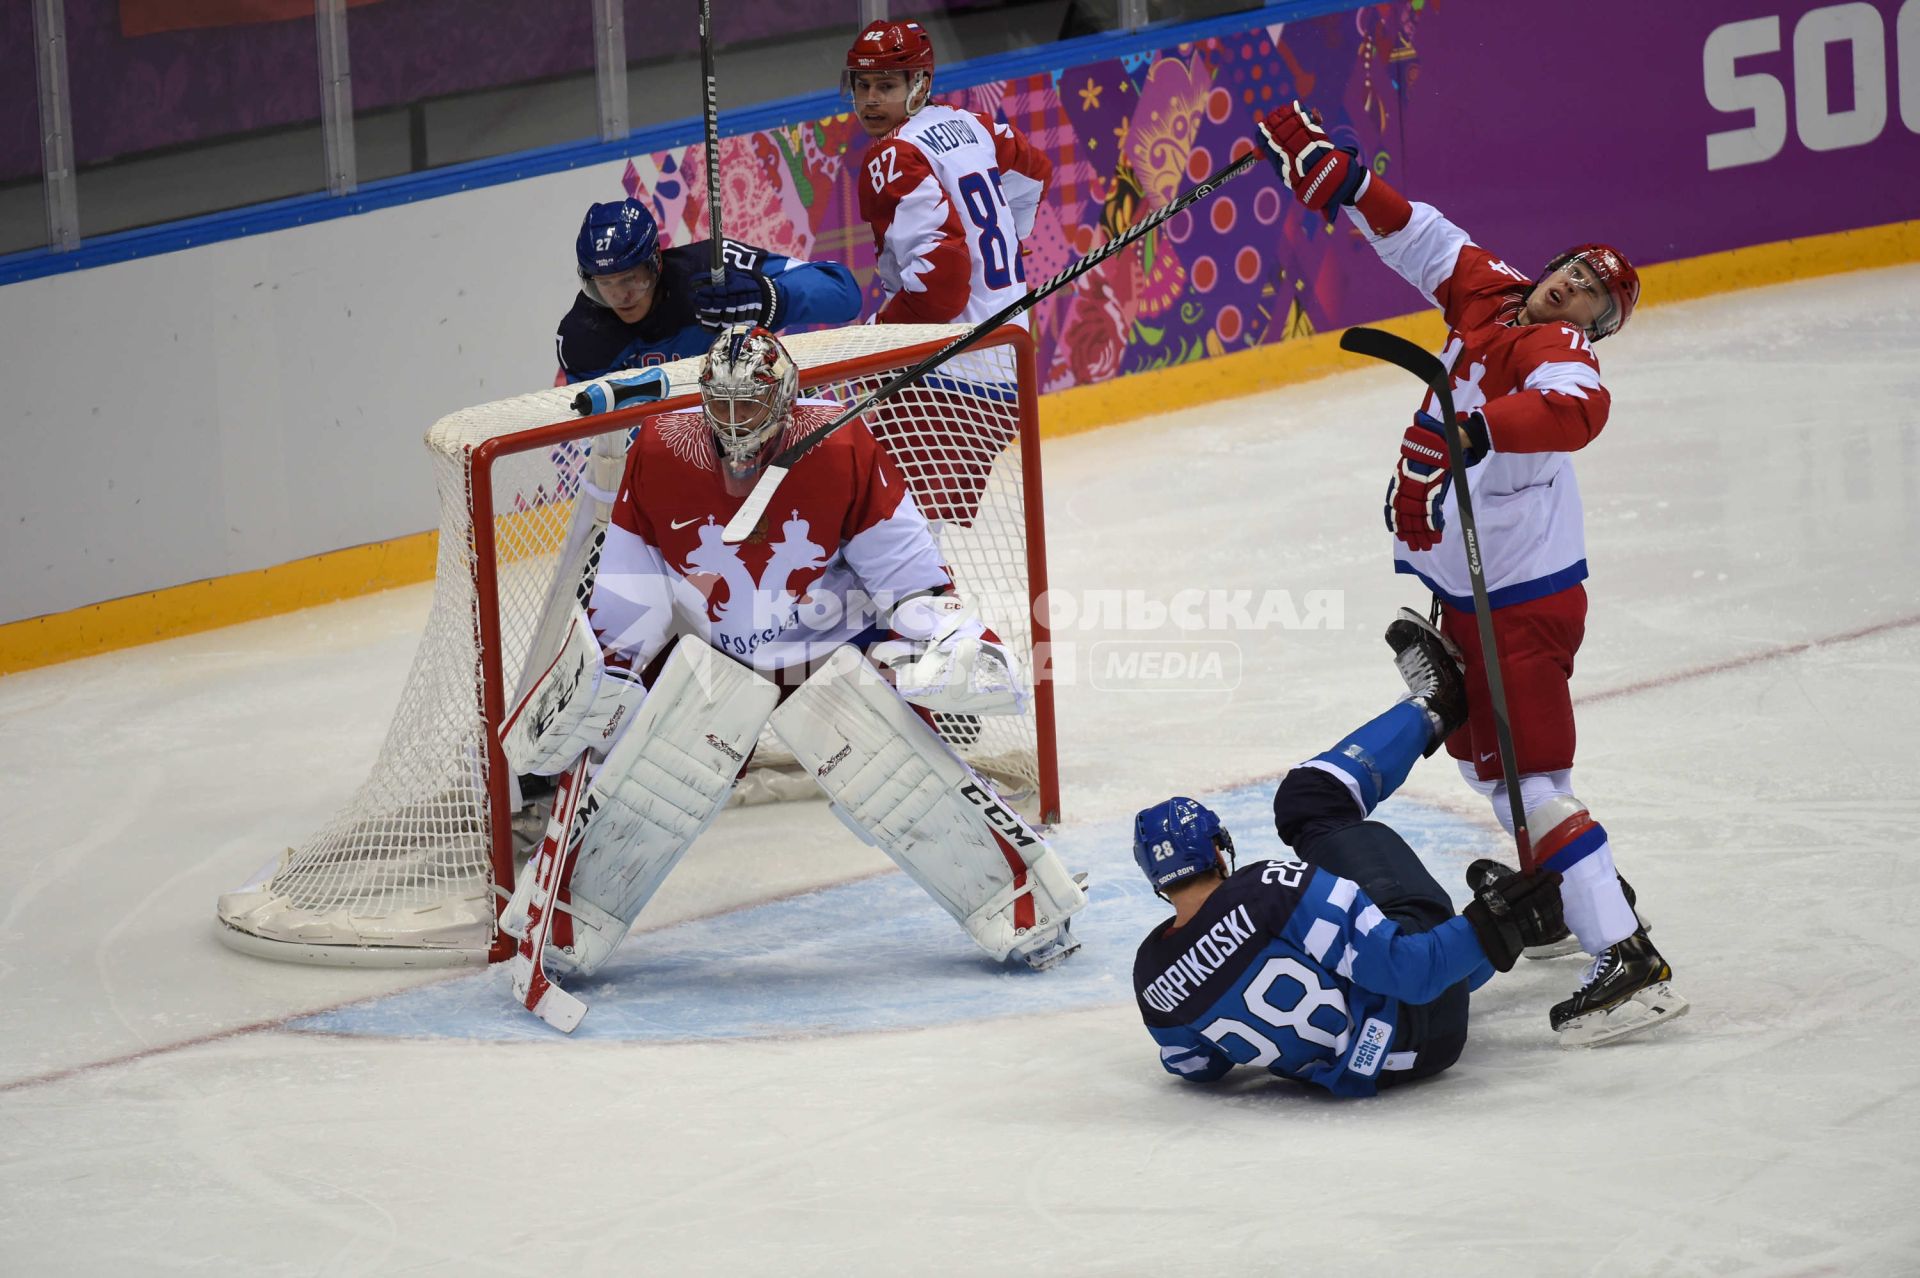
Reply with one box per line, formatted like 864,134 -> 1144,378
1141,904 -> 1257,1014
917,118 -> 981,155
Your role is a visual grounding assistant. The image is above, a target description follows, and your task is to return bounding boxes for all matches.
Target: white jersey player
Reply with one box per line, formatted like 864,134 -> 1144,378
1257,99 -> 1684,1046
492,326 -> 1086,1030
845,19 -> 1052,326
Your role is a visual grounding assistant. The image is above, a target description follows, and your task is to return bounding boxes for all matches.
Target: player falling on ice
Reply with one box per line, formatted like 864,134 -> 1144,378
845,19 -> 1052,326
1255,100 -> 1686,1045
1133,628 -> 1567,1095
495,325 -> 1086,1020
556,197 -> 861,383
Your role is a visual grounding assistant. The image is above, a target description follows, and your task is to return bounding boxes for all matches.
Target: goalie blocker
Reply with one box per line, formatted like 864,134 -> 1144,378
496,607 -> 1084,1024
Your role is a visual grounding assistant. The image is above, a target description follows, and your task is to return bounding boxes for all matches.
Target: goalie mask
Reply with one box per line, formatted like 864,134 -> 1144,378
1133,797 -> 1236,897
700,325 -> 798,497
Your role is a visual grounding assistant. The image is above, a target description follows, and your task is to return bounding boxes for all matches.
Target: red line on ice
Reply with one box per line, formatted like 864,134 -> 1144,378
5,612 -> 1916,1093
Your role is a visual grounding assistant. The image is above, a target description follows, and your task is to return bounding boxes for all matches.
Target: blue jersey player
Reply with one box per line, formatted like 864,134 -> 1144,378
1131,624 -> 1566,1096
556,199 -> 862,383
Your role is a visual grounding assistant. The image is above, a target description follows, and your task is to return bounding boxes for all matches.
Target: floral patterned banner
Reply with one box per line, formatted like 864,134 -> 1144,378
603,0 -> 1920,398
614,6 -> 1426,396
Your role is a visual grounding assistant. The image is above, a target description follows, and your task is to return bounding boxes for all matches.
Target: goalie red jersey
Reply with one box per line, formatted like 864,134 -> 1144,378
858,104 -> 1051,326
589,399 -> 954,673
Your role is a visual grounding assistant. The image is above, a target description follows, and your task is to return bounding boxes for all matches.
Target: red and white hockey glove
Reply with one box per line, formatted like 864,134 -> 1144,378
1256,101 -> 1365,220
1384,411 -> 1493,552
1384,412 -> 1454,553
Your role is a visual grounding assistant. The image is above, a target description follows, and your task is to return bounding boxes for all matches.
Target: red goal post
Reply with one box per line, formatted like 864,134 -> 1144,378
215,324 -> 1058,967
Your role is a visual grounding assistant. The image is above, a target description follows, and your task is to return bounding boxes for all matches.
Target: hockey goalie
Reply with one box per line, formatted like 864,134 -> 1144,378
495,324 -> 1087,1030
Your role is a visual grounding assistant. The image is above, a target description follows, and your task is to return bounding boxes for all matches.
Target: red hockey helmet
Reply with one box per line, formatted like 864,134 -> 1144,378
846,19 -> 935,76
1541,243 -> 1640,340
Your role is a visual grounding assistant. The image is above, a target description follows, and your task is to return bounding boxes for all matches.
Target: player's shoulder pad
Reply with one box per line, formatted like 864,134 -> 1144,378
659,241 -> 713,285
1227,857 -> 1317,917
1508,317 -> 1603,370
864,129 -> 934,175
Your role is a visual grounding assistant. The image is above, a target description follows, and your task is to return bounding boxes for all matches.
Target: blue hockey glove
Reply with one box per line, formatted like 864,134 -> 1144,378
693,267 -> 785,331
572,367 -> 670,418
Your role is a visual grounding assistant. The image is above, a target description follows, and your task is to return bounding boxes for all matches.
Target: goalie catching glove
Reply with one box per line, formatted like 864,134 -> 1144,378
869,593 -> 1026,716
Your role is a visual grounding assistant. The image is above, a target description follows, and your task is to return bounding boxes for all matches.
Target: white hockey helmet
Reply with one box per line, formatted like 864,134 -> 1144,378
700,325 -> 798,496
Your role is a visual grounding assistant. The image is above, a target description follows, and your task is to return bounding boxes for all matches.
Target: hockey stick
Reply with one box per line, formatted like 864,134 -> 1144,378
698,0 -> 724,288
1338,325 -> 1534,866
721,150 -> 1261,543
508,753 -> 592,1032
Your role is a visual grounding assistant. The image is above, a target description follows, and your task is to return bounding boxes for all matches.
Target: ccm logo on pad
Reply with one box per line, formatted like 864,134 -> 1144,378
960,781 -> 1035,848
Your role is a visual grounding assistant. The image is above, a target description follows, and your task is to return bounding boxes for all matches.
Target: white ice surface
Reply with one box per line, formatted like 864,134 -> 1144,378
3,266 -> 1919,1275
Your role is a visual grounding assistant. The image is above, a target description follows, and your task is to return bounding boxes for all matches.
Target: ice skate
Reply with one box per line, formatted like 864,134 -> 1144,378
1384,607 -> 1467,754
1549,930 -> 1689,1046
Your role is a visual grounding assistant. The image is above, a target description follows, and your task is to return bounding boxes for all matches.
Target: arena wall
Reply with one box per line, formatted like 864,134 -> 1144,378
3,0 -> 1916,670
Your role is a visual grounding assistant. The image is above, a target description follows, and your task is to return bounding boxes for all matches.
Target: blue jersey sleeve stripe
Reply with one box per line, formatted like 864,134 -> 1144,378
1302,918 -> 1340,961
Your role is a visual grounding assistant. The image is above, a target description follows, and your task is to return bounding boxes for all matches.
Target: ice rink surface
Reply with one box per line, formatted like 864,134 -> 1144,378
3,265 -> 1919,1275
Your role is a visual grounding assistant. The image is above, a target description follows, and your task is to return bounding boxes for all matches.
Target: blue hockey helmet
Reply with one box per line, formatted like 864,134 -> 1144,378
576,199 -> 661,282
1133,797 -> 1235,895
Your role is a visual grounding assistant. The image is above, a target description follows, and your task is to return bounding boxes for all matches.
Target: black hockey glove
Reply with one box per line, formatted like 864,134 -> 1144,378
1463,868 -> 1564,972
693,267 -> 784,331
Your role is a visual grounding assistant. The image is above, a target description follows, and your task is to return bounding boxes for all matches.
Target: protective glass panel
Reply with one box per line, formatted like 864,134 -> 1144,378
66,0 -> 326,238
627,0 -> 1080,132
0,4 -> 48,256
350,0 -> 598,184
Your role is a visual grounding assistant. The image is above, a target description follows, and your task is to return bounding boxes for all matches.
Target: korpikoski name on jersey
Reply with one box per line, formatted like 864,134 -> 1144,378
1132,858 -> 1488,1098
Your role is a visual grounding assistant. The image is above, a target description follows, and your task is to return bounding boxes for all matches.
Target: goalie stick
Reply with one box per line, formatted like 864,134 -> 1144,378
1338,325 -> 1534,867
721,150 -> 1260,543
508,753 -> 592,1032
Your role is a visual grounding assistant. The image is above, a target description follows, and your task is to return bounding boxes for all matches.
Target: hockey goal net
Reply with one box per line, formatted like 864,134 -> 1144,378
216,324 -> 1057,966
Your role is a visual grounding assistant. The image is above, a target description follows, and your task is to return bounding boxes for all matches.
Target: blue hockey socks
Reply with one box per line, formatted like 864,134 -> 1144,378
1308,701 -> 1431,815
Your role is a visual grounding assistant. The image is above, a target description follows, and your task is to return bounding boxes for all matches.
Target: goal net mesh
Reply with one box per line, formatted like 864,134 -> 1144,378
216,324 -> 1052,965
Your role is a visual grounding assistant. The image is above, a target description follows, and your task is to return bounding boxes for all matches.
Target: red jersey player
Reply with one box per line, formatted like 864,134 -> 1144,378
496,326 -> 1085,1017
1255,100 -> 1686,1046
844,19 -> 1053,326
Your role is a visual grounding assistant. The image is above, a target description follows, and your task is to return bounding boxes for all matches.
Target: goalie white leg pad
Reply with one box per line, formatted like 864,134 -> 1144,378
769,645 -> 1086,967
513,637 -> 778,977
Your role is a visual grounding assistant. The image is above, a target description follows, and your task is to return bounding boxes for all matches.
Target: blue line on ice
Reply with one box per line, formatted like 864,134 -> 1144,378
290,782 -> 1501,1042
